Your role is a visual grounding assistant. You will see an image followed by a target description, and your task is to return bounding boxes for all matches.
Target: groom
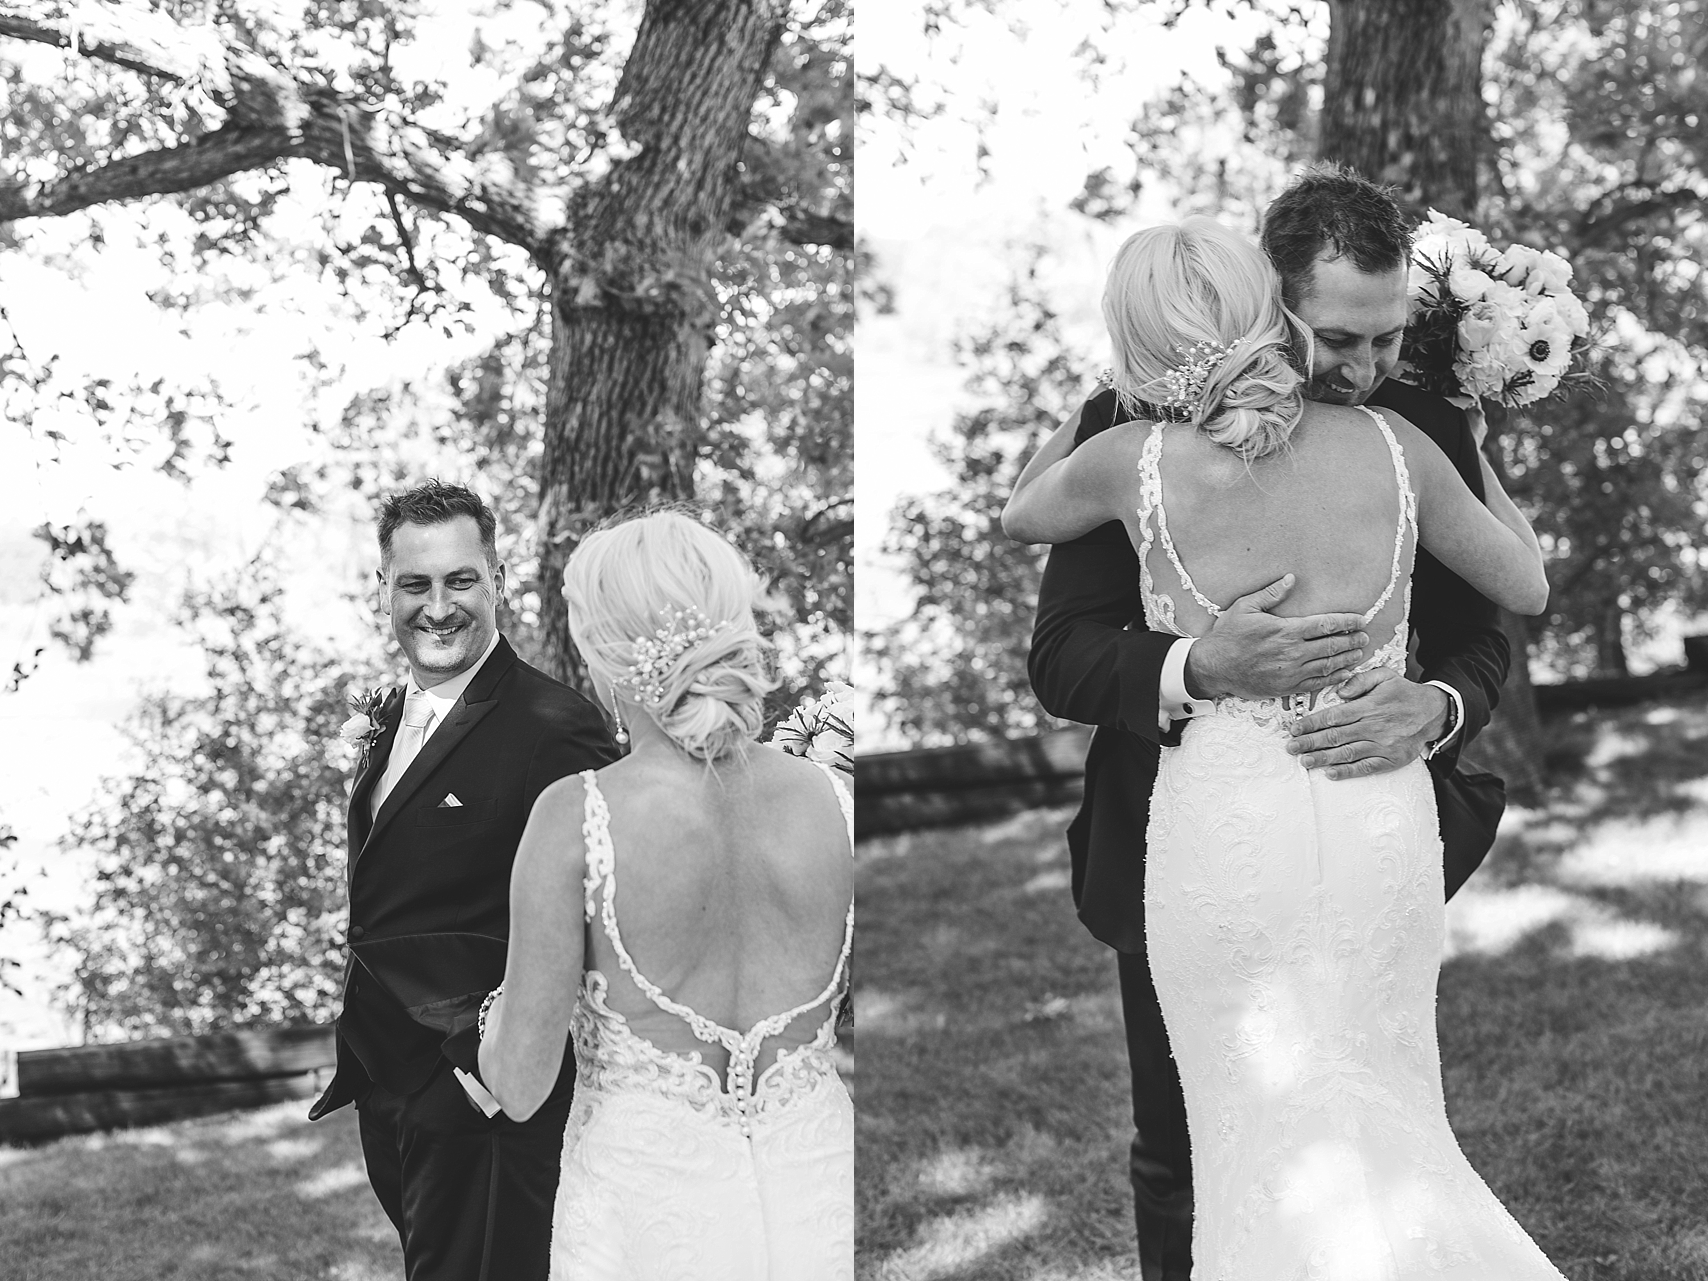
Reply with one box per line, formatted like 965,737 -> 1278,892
1028,163 -> 1512,1281
309,481 -> 619,1280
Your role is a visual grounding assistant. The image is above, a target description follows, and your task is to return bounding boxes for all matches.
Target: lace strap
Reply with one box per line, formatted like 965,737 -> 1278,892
1134,421 -> 1192,638
1354,407 -> 1419,627
814,759 -> 854,847
579,769 -> 607,924
1141,420 -> 1223,622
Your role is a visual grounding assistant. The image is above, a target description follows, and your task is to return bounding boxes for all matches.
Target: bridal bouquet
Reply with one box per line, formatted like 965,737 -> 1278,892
1399,210 -> 1591,408
770,681 -> 853,775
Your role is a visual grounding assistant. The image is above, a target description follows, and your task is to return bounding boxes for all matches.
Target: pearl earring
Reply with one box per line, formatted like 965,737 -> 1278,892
610,691 -> 629,746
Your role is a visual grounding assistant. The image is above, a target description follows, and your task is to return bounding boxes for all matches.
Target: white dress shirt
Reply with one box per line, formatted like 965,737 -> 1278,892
371,631 -> 501,820
1156,635 -> 1465,757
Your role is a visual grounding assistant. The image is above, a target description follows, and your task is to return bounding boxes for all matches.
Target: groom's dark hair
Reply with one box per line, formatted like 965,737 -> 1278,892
379,480 -> 500,570
1261,162 -> 1412,307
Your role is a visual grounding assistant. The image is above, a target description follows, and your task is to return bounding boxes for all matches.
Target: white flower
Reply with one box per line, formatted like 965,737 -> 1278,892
1406,262 -> 1438,302
339,713 -> 376,745
1419,209 -> 1489,248
1447,263 -> 1496,302
1527,251 -> 1574,296
1556,291 -> 1591,338
1457,302 -> 1500,352
770,682 -> 854,773
1483,279 -> 1529,313
1495,243 -> 1544,283
1520,317 -> 1574,381
817,680 -> 854,720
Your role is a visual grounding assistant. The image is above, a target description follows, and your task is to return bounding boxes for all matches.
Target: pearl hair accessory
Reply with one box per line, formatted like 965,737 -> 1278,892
620,604 -> 732,707
1156,339 -> 1233,409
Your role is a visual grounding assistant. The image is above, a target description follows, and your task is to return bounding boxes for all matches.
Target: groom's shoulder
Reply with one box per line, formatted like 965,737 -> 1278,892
1368,379 -> 1461,446
497,644 -> 598,720
1074,385 -> 1133,446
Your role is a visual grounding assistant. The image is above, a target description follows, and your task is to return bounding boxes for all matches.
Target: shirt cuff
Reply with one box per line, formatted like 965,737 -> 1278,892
453,1066 -> 503,1118
1158,637 -> 1212,730
1420,680 -> 1464,760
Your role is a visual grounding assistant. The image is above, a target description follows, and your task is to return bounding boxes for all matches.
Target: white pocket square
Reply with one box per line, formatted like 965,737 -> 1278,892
439,793 -> 463,808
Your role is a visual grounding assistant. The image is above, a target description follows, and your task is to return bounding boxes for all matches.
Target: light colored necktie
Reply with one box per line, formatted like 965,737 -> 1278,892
372,692 -> 437,819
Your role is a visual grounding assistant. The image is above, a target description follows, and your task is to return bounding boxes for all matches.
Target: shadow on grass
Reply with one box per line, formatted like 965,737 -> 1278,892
857,691 -> 1708,1281
857,807 -> 1137,1281
1,1100 -> 402,1281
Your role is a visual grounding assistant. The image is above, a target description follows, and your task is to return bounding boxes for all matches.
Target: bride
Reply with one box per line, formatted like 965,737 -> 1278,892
477,510 -> 853,1280
1004,218 -> 1563,1278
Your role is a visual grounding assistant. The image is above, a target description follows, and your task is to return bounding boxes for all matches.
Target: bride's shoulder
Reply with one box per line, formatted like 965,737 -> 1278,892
530,769 -> 590,825
1071,414 -> 1154,469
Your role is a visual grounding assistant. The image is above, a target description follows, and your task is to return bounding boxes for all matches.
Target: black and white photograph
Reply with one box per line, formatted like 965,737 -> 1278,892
0,1 -> 852,1278
858,2 -> 1708,1279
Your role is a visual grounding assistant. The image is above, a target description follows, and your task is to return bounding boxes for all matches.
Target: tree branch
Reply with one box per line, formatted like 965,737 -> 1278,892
0,3 -> 556,261
769,202 -> 853,250
0,3 -> 226,86
1575,183 -> 1707,248
0,123 -> 290,222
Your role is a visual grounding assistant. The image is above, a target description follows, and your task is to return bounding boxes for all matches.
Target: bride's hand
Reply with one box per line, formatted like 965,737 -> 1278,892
1285,668 -> 1452,780
1184,575 -> 1369,701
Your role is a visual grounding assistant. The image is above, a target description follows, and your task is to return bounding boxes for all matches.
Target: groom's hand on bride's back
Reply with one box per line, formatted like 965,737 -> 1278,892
1184,574 -> 1368,702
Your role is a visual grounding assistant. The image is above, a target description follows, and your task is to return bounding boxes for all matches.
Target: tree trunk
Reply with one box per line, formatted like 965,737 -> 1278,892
1321,0 -> 1486,219
1320,0 -> 1549,800
533,0 -> 785,686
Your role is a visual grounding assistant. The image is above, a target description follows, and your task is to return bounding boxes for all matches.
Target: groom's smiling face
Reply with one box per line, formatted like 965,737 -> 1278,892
380,516 -> 505,688
1292,254 -> 1409,405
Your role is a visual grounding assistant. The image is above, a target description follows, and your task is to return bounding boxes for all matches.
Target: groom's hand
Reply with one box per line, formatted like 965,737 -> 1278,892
1286,667 -> 1452,780
1185,575 -> 1368,701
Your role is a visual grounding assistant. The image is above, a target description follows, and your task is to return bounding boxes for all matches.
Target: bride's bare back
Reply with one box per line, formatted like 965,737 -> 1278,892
589,745 -> 853,1076
1140,402 -> 1413,644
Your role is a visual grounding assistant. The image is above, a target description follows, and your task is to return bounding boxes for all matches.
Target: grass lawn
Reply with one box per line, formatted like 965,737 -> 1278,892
0,1100 -> 403,1280
856,691 -> 1708,1281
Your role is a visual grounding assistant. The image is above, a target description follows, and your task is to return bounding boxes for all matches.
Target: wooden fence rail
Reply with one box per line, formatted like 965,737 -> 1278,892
0,1025 -> 334,1144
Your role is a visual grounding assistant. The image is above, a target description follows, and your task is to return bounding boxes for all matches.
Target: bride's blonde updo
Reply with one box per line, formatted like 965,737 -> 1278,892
564,511 -> 778,763
1101,216 -> 1312,460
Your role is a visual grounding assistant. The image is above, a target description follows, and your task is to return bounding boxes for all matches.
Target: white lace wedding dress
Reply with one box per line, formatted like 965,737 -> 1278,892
1139,408 -> 1566,1279
548,763 -> 854,1281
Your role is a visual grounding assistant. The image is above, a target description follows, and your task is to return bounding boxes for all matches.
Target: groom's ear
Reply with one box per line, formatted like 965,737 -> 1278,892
375,567 -> 391,616
491,561 -> 507,599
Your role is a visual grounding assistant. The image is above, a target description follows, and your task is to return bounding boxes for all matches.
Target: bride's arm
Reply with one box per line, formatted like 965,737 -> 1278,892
478,776 -> 586,1121
1395,417 -> 1549,615
1002,416 -> 1143,544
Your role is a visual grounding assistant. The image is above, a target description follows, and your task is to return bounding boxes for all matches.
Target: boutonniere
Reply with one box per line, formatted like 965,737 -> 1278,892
340,686 -> 393,766
770,680 -> 854,776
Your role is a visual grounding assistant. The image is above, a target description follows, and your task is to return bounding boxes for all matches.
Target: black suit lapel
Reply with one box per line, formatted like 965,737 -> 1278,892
355,637 -> 518,866
348,688 -> 404,862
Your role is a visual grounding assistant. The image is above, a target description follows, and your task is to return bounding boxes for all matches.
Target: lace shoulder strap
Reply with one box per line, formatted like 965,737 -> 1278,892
1137,419 -> 1221,631
814,760 -> 853,846
579,769 -> 609,924
1353,406 -> 1419,626
1134,421 -> 1189,637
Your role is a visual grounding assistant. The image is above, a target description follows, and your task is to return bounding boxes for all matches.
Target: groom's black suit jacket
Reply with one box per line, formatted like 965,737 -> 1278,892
310,635 -> 618,1118
1029,380 -> 1511,955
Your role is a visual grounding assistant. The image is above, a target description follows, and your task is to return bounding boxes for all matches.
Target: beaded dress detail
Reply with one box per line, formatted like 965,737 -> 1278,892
549,763 -> 854,1281
1138,407 -> 1567,1279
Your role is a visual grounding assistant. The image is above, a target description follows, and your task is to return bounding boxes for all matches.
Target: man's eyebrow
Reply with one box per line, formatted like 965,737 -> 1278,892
396,565 -> 482,579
